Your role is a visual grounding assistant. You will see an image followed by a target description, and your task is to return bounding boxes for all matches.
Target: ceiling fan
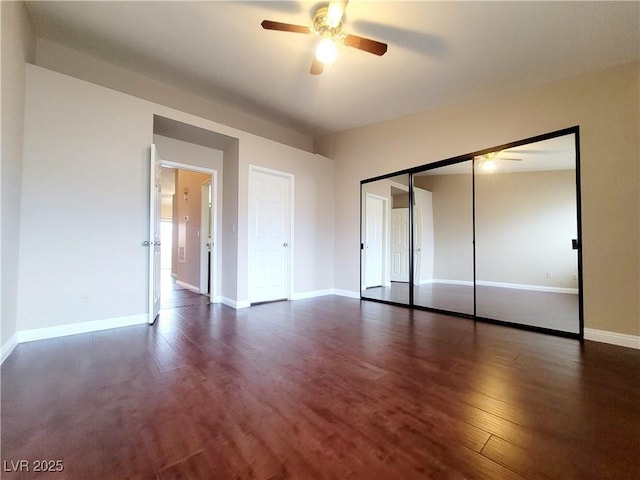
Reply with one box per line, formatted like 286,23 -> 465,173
475,151 -> 522,172
261,0 -> 388,75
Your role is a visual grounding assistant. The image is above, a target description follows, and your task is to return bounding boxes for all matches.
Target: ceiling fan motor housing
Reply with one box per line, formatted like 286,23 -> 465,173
313,6 -> 345,40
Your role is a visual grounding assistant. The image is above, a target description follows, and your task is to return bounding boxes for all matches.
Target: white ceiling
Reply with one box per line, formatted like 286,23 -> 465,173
25,1 -> 640,137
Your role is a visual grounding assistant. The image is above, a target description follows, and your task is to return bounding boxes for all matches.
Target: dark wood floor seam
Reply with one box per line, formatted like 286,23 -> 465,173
160,448 -> 205,471
479,433 -> 494,454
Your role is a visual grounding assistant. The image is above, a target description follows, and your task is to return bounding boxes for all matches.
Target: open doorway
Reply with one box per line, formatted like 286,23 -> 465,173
160,165 -> 215,310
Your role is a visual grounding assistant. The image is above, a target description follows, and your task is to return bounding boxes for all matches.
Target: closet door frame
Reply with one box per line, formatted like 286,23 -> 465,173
359,126 -> 583,340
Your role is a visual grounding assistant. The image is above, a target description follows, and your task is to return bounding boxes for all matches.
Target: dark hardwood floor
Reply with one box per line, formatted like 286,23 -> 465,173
160,269 -> 210,310
2,297 -> 639,479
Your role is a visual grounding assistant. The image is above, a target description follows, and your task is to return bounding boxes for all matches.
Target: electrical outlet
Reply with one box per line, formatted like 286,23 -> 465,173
546,272 -> 553,278
571,274 -> 578,280
81,291 -> 90,302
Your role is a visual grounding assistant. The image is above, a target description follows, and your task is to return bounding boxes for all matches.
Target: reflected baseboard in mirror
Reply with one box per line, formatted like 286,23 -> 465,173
362,282 -> 410,304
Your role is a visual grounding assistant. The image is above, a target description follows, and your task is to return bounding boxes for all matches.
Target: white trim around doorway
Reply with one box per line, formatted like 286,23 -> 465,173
248,165 -> 295,304
161,160 -> 219,304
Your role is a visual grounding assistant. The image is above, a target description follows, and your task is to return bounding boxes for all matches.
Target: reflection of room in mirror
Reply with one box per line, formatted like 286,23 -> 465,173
361,174 -> 411,305
360,131 -> 581,336
475,133 -> 579,333
413,161 -> 474,315
474,133 -> 576,175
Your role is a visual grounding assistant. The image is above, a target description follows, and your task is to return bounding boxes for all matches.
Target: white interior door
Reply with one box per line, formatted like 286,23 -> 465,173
390,208 -> 409,282
200,180 -> 212,295
413,205 -> 421,283
413,187 -> 434,284
364,195 -> 385,288
148,144 -> 161,324
250,168 -> 292,303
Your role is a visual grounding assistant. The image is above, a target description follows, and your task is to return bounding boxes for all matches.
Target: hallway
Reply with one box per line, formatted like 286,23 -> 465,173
160,269 -> 209,310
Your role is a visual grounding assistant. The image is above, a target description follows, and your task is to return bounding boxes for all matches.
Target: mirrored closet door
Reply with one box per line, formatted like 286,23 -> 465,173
412,161 -> 474,316
360,128 -> 582,338
361,173 -> 411,305
474,132 -> 580,334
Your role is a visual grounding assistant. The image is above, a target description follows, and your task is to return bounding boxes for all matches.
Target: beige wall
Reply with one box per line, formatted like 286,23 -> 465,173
476,170 -> 577,288
416,170 -> 578,288
35,39 -> 313,153
223,140 -> 240,301
17,64 -> 334,332
174,170 -> 210,289
393,193 -> 409,208
160,167 -> 175,220
415,172 -> 474,283
19,65 -> 153,331
1,1 -> 36,347
317,61 -> 639,336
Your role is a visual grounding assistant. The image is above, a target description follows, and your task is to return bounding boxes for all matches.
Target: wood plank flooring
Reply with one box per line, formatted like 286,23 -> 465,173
2,297 -> 639,479
160,269 -> 210,310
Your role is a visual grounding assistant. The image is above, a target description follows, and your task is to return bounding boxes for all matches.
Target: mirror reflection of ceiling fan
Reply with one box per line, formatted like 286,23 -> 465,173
475,151 -> 522,172
261,0 -> 388,75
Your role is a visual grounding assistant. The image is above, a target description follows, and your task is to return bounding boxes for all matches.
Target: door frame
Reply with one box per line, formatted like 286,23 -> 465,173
161,160 -> 218,303
149,144 -> 161,324
200,180 -> 212,295
248,165 -> 295,303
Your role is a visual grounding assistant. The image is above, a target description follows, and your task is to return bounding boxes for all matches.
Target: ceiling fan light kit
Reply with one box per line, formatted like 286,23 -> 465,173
316,36 -> 338,64
475,151 -> 524,173
261,1 -> 388,75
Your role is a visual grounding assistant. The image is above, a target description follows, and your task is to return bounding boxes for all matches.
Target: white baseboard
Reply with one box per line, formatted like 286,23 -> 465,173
1,334 -> 18,365
432,279 -> 474,287
212,295 -> 222,304
220,297 -> 250,309
244,289 -> 361,303
584,328 -> 640,350
333,289 -> 361,299
427,278 -> 577,294
476,280 -> 578,295
175,280 -> 200,293
242,289 -> 359,304
291,289 -> 335,300
16,314 -> 148,344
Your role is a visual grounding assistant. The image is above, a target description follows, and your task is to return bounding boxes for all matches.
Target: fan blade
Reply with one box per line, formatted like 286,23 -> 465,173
499,157 -> 522,161
261,20 -> 311,34
310,57 -> 324,75
344,34 -> 388,56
